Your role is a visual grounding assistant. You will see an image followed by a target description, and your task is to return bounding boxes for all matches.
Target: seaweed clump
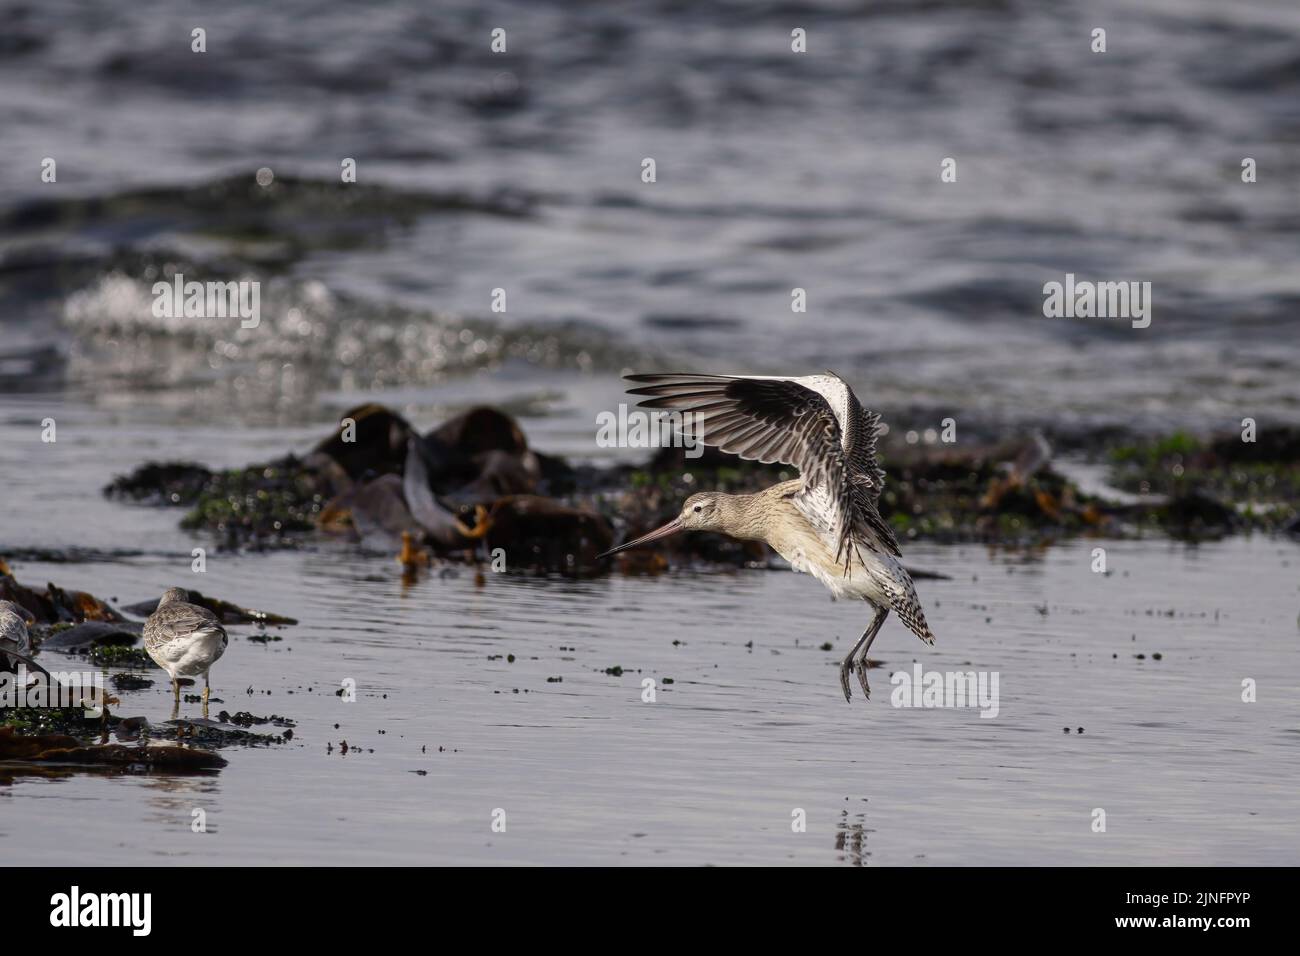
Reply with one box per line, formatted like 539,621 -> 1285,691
103,406 -> 1300,567
107,403 -> 614,573
1107,427 -> 1300,537
107,455 -> 325,548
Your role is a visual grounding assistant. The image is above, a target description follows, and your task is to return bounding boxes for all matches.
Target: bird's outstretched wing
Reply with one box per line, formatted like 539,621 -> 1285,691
625,372 -> 899,567
842,391 -> 888,506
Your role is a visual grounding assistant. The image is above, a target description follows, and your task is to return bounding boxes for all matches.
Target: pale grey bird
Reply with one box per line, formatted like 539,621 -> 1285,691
0,599 -> 34,670
143,588 -> 228,707
600,372 -> 936,702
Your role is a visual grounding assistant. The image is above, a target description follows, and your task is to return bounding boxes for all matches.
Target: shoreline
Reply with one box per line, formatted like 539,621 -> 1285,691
94,404 -> 1300,568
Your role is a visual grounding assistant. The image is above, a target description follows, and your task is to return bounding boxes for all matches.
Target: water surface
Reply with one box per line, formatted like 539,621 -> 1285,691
2,0 -> 1298,866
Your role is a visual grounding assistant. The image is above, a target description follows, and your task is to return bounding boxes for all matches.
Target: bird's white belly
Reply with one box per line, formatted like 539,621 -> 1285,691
778,543 -> 891,604
154,629 -> 226,678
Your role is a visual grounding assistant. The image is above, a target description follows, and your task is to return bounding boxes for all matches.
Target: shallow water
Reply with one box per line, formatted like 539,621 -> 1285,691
3,0 -> 1300,866
4,0 -> 1300,429
2,395 -> 1297,865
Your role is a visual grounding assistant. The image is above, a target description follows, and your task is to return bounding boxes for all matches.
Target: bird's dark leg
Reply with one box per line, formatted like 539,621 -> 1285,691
854,607 -> 890,700
839,604 -> 888,703
172,676 -> 180,702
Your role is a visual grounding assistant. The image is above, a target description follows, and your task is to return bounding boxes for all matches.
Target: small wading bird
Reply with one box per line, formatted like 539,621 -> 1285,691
599,373 -> 935,702
0,599 -> 36,671
144,588 -> 228,714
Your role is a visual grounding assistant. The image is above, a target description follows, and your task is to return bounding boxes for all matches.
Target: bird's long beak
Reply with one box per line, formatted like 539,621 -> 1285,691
597,516 -> 684,559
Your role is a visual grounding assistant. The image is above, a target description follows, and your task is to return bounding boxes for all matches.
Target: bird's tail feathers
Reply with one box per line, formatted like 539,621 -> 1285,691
895,601 -> 935,645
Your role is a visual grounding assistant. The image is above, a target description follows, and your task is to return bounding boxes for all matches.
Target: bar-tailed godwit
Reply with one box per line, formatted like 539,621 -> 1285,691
600,373 -> 935,702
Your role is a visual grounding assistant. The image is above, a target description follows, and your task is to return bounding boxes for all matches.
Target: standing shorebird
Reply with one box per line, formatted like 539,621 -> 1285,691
600,372 -> 935,702
0,599 -> 35,671
143,588 -> 228,713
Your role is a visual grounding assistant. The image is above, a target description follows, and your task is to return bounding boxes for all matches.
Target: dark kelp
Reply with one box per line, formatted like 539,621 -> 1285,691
102,406 -> 1300,566
0,726 -> 226,770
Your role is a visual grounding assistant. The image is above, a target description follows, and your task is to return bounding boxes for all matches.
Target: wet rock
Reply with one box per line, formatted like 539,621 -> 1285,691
321,472 -> 423,545
1208,426 -> 1300,465
179,455 -> 325,545
216,710 -> 296,728
483,495 -> 614,571
0,726 -> 226,770
1106,430 -> 1298,533
164,716 -> 293,746
1154,490 -> 1241,538
415,407 -> 542,498
114,715 -> 150,739
103,461 -> 213,505
118,589 -> 297,626
0,571 -> 125,625
105,404 -> 668,566
533,450 -> 581,494
86,645 -> 155,668
301,451 -> 354,500
313,403 -> 415,481
110,673 -> 154,692
38,620 -> 142,650
44,582 -> 126,623
430,406 -> 527,458
454,448 -> 540,498
105,401 -> 1293,560
879,443 -> 1116,544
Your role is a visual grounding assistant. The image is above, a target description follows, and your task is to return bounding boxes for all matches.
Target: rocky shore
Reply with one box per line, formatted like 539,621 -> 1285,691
99,404 -> 1300,572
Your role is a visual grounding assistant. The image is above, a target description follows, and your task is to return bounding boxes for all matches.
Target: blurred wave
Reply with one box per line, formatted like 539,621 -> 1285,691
1,0 -> 1298,429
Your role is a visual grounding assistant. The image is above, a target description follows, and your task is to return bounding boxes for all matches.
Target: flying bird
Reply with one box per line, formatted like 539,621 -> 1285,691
143,588 -> 229,711
600,372 -> 935,702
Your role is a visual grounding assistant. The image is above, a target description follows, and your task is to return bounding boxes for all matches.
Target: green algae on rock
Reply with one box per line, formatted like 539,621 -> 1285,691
106,404 -> 615,571
104,405 -> 1299,564
1106,427 -> 1300,536
178,457 -> 327,546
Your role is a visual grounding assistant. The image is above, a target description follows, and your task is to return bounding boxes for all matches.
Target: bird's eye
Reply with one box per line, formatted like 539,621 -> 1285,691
693,503 -> 702,513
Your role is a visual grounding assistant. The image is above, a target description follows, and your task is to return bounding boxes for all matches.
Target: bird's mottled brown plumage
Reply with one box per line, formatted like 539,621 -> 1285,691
609,372 -> 936,702
143,588 -> 228,706
0,599 -> 33,667
627,372 -> 901,569
143,588 -> 223,653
